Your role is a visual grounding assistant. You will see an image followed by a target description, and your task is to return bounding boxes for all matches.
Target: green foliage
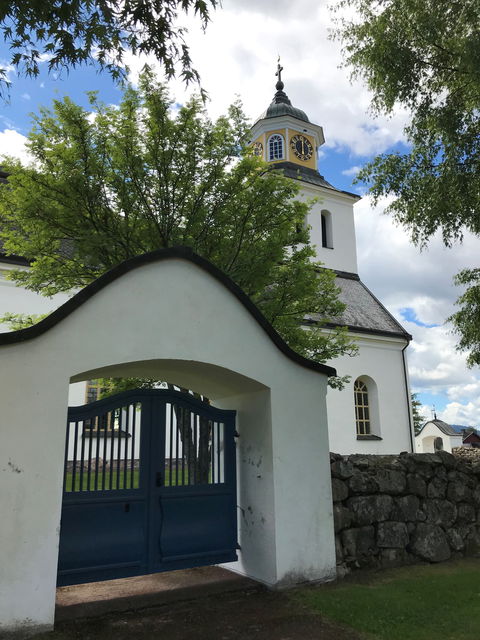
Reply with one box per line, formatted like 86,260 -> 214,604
333,0 -> 480,363
0,311 -> 48,330
411,392 -> 425,435
97,378 -> 161,399
449,268 -> 480,367
0,0 -> 217,95
0,69 -> 356,386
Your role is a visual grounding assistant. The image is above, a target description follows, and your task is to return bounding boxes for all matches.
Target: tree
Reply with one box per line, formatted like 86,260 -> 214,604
0,0 -> 217,96
411,393 -> 425,436
0,68 -> 356,387
333,0 -> 480,362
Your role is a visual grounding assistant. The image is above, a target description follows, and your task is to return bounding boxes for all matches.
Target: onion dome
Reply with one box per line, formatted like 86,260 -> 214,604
255,60 -> 310,123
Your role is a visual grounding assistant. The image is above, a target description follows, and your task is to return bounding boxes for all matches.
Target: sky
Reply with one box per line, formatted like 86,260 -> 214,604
1,0 -> 480,426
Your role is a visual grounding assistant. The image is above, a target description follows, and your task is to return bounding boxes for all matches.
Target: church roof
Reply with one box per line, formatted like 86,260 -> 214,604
308,271 -> 412,340
416,420 -> 460,437
254,66 -> 310,124
272,162 -> 360,200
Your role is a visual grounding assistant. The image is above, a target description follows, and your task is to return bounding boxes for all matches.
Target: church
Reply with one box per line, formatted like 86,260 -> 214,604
0,70 -> 414,455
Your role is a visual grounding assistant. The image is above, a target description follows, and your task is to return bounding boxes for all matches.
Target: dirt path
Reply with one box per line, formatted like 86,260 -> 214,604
35,588 -> 362,640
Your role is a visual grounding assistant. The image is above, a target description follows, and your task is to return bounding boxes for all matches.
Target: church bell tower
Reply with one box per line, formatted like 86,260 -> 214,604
250,62 -> 361,275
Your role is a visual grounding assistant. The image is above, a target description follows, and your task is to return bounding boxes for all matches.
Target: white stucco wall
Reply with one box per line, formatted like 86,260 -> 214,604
301,185 -> 359,274
326,333 -> 413,454
0,264 -> 70,329
0,263 -> 88,405
0,255 -> 335,636
415,422 -> 463,453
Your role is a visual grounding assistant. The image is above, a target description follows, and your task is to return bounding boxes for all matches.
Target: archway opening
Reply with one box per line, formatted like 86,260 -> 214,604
56,358 -> 270,615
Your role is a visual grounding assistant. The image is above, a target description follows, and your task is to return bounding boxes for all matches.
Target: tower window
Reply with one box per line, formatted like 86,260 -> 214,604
321,210 -> 333,249
268,134 -> 284,161
354,379 -> 370,435
321,215 -> 327,248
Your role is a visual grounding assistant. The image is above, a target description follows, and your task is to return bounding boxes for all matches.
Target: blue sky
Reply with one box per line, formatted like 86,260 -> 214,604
1,0 -> 480,426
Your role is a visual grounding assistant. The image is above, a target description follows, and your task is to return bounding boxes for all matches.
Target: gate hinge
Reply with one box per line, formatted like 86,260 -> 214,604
236,543 -> 241,550
234,430 -> 240,438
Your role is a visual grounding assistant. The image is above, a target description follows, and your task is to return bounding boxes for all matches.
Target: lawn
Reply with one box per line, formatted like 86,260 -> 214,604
64,468 -> 194,492
295,558 -> 480,640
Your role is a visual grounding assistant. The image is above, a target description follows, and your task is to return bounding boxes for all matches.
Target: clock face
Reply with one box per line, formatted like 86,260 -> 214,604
290,134 -> 313,161
252,141 -> 263,157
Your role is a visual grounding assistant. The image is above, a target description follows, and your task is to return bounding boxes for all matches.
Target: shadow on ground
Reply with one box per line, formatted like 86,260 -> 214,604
34,588 -> 362,640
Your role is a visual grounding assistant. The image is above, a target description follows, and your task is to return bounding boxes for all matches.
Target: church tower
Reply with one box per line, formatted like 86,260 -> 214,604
249,61 -> 360,274
250,63 -> 414,456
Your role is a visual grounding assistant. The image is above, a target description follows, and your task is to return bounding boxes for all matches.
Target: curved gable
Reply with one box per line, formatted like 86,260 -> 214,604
0,246 -> 336,377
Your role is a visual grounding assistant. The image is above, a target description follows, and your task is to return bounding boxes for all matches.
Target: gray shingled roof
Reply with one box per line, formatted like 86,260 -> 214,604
273,162 -> 360,200
417,420 -> 460,436
309,273 -> 411,339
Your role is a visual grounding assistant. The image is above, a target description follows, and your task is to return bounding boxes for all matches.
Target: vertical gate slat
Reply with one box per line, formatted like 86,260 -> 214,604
175,406 -> 179,487
86,414 -> 94,490
217,421 -> 221,484
109,410 -> 115,490
116,410 -> 121,490
71,420 -> 79,492
193,412 -> 197,485
211,421 -> 216,484
123,406 -> 129,489
102,412 -> 108,491
130,404 -> 136,489
181,406 -> 185,486
94,412 -> 100,491
169,404 -> 174,487
63,420 -> 70,493
79,418 -> 86,491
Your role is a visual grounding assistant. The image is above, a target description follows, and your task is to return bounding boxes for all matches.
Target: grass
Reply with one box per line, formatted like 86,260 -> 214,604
64,468 -> 196,492
64,470 -> 140,492
295,558 -> 480,640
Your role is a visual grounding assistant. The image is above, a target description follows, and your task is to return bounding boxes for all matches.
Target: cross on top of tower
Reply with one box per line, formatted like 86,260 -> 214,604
275,56 -> 284,90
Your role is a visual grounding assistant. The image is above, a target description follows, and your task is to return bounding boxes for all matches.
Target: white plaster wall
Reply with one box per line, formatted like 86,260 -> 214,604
0,264 -> 88,405
326,334 -> 413,454
0,257 -> 335,635
415,422 -> 463,453
0,265 -> 70,330
301,186 -> 359,274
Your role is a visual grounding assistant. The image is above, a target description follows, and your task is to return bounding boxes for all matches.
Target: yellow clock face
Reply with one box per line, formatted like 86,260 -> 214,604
252,141 -> 263,157
290,134 -> 313,161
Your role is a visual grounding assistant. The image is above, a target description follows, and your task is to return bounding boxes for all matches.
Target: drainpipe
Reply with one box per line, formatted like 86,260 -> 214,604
402,341 -> 415,453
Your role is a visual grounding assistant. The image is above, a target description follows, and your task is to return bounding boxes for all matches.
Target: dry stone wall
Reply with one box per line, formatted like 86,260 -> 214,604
331,450 -> 480,576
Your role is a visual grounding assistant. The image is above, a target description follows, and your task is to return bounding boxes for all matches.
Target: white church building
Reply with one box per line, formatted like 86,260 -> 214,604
0,73 -> 414,455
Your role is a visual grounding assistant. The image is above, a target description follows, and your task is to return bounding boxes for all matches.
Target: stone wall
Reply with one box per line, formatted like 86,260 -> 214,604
331,450 -> 480,576
452,447 -> 480,462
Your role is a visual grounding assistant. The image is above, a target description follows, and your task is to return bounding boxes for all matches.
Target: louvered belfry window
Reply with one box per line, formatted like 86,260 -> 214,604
354,379 -> 371,435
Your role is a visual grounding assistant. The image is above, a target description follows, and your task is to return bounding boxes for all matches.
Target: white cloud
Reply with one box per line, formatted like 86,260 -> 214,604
440,400 -> 480,426
352,195 -> 480,424
123,0 -> 409,158
0,129 -> 31,164
342,165 -> 361,176
21,93 -> 31,101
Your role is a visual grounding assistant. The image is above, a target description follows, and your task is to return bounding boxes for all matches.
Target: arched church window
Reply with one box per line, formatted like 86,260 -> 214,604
268,134 -> 284,161
354,379 -> 370,435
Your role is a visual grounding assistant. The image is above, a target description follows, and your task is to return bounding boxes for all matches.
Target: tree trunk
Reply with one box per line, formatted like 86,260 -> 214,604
168,384 -> 212,484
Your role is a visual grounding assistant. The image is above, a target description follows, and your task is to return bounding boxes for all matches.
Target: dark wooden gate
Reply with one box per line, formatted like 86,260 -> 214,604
57,389 -> 237,586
